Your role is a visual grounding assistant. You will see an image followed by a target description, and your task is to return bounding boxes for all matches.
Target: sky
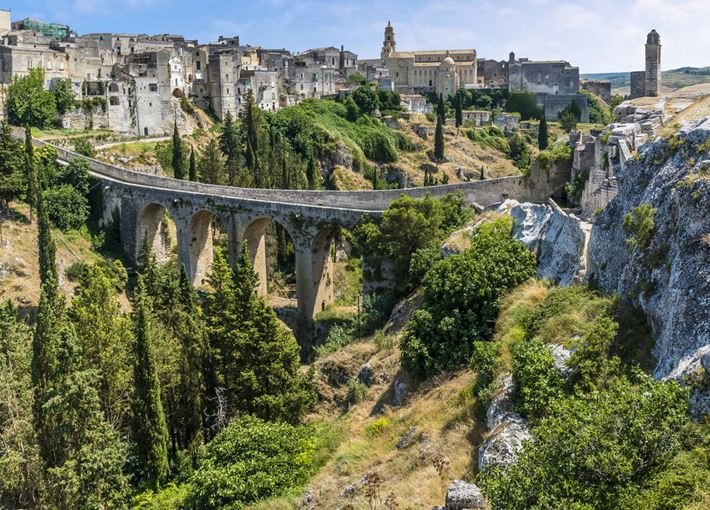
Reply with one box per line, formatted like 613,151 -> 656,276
5,0 -> 710,73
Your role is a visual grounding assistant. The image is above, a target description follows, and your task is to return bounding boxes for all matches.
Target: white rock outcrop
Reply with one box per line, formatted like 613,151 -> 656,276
445,480 -> 486,509
589,120 -> 710,416
510,202 -> 587,286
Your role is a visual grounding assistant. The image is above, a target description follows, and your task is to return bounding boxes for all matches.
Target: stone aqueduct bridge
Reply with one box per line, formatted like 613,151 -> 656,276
38,139 -> 562,348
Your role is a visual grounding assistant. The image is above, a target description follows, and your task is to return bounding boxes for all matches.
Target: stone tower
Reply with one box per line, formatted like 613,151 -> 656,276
645,29 -> 661,97
381,21 -> 396,62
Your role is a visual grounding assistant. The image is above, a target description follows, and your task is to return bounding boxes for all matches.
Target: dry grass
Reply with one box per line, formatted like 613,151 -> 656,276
259,337 -> 480,510
330,166 -> 373,190
0,202 -> 104,316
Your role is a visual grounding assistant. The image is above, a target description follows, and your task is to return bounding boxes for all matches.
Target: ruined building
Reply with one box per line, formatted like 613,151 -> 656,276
630,30 -> 662,99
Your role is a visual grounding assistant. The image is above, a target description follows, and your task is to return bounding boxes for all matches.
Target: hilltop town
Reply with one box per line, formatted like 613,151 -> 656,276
0,11 -> 616,134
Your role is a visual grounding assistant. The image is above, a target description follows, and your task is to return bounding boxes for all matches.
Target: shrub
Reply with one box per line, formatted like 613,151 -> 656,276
43,185 -> 89,231
400,217 -> 536,377
373,330 -> 396,352
470,340 -> 502,400
365,417 -> 391,437
315,324 -> 354,358
73,138 -> 96,158
511,339 -> 564,420
65,261 -> 87,281
346,378 -> 368,405
623,204 -> 657,249
481,376 -> 690,510
408,244 -> 443,288
187,416 -> 317,509
506,92 -> 542,120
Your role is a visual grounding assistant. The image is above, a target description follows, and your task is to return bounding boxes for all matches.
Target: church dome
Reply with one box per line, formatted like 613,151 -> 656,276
443,56 -> 455,65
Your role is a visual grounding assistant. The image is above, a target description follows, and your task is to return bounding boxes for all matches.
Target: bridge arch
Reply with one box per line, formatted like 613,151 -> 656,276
136,202 -> 176,264
185,208 -> 229,287
241,215 -> 297,298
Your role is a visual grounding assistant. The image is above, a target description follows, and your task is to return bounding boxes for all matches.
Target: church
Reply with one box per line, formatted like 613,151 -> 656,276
380,21 -> 477,96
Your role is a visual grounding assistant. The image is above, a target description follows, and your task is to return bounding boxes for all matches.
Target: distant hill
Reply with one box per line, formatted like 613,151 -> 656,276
583,67 -> 710,93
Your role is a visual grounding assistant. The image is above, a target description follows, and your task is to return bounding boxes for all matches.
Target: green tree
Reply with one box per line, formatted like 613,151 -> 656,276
305,151 -> 318,190
172,121 -> 184,180
36,186 -> 58,294
175,266 -> 205,451
0,122 -> 25,210
558,100 -> 582,132
455,89 -> 463,130
7,68 -> 58,128
400,217 -> 536,377
481,376 -> 690,510
131,277 -> 170,489
538,110 -> 549,150
434,101 -> 445,162
188,146 -> 197,182
68,262 -> 133,428
352,85 -> 379,116
198,139 -> 226,185
623,204 -> 657,249
344,95 -> 360,121
511,338 -> 565,420
24,125 -> 38,222
51,79 -> 76,116
187,416 -> 318,509
43,327 -> 130,509
73,138 -> 95,158
43,184 -> 89,231
219,111 -> 240,184
241,90 -> 263,187
206,249 -> 315,424
506,92 -> 542,120
0,301 -> 43,508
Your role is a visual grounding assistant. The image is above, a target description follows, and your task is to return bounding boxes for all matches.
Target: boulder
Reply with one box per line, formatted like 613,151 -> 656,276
478,413 -> 532,471
550,343 -> 574,377
391,379 -> 409,406
357,363 -> 375,387
445,480 -> 486,509
396,426 -> 418,450
486,376 -> 515,430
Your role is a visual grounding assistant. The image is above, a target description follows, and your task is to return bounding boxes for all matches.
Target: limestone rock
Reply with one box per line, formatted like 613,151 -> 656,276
478,413 -> 532,471
510,203 -> 585,286
444,480 -> 486,509
413,124 -> 430,140
589,120 -> 710,396
396,426 -> 418,450
550,343 -> 573,377
486,376 -> 515,430
392,379 -> 409,406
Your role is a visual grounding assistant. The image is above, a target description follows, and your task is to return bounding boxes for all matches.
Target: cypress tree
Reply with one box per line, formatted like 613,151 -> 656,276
538,109 -> 549,150
176,265 -> 205,451
306,152 -> 317,190
198,139 -> 226,185
131,277 -> 169,489
25,125 -> 38,223
455,90 -> 463,131
434,111 -> 445,162
37,187 -> 57,300
189,147 -> 197,182
437,93 -> 446,120
220,111 -> 240,184
172,121 -> 184,180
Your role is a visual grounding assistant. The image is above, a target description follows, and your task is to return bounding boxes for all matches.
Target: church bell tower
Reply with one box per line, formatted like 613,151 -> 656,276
381,21 -> 396,63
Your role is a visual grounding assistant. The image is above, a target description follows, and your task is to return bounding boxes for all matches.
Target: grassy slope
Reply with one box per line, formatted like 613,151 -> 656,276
0,202 -> 106,313
256,337 -> 479,510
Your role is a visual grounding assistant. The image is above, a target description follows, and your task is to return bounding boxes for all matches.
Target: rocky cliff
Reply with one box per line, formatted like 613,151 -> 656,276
589,120 -> 710,400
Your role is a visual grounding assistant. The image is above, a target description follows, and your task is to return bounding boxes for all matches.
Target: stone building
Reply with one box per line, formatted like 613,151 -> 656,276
629,30 -> 662,99
477,59 -> 508,88
507,52 -> 580,95
380,22 -> 477,95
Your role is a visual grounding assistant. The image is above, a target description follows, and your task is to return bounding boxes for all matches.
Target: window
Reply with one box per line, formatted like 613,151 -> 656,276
109,96 -> 120,106
196,61 -> 201,70
148,83 -> 158,92
109,83 -> 119,92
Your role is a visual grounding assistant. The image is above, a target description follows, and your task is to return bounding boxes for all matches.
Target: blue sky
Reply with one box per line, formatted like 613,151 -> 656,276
5,0 -> 710,73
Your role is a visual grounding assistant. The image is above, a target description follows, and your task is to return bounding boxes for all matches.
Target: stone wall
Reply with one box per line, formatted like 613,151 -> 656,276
61,107 -> 109,130
540,93 -> 590,123
581,80 -> 611,104
629,71 -> 646,99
